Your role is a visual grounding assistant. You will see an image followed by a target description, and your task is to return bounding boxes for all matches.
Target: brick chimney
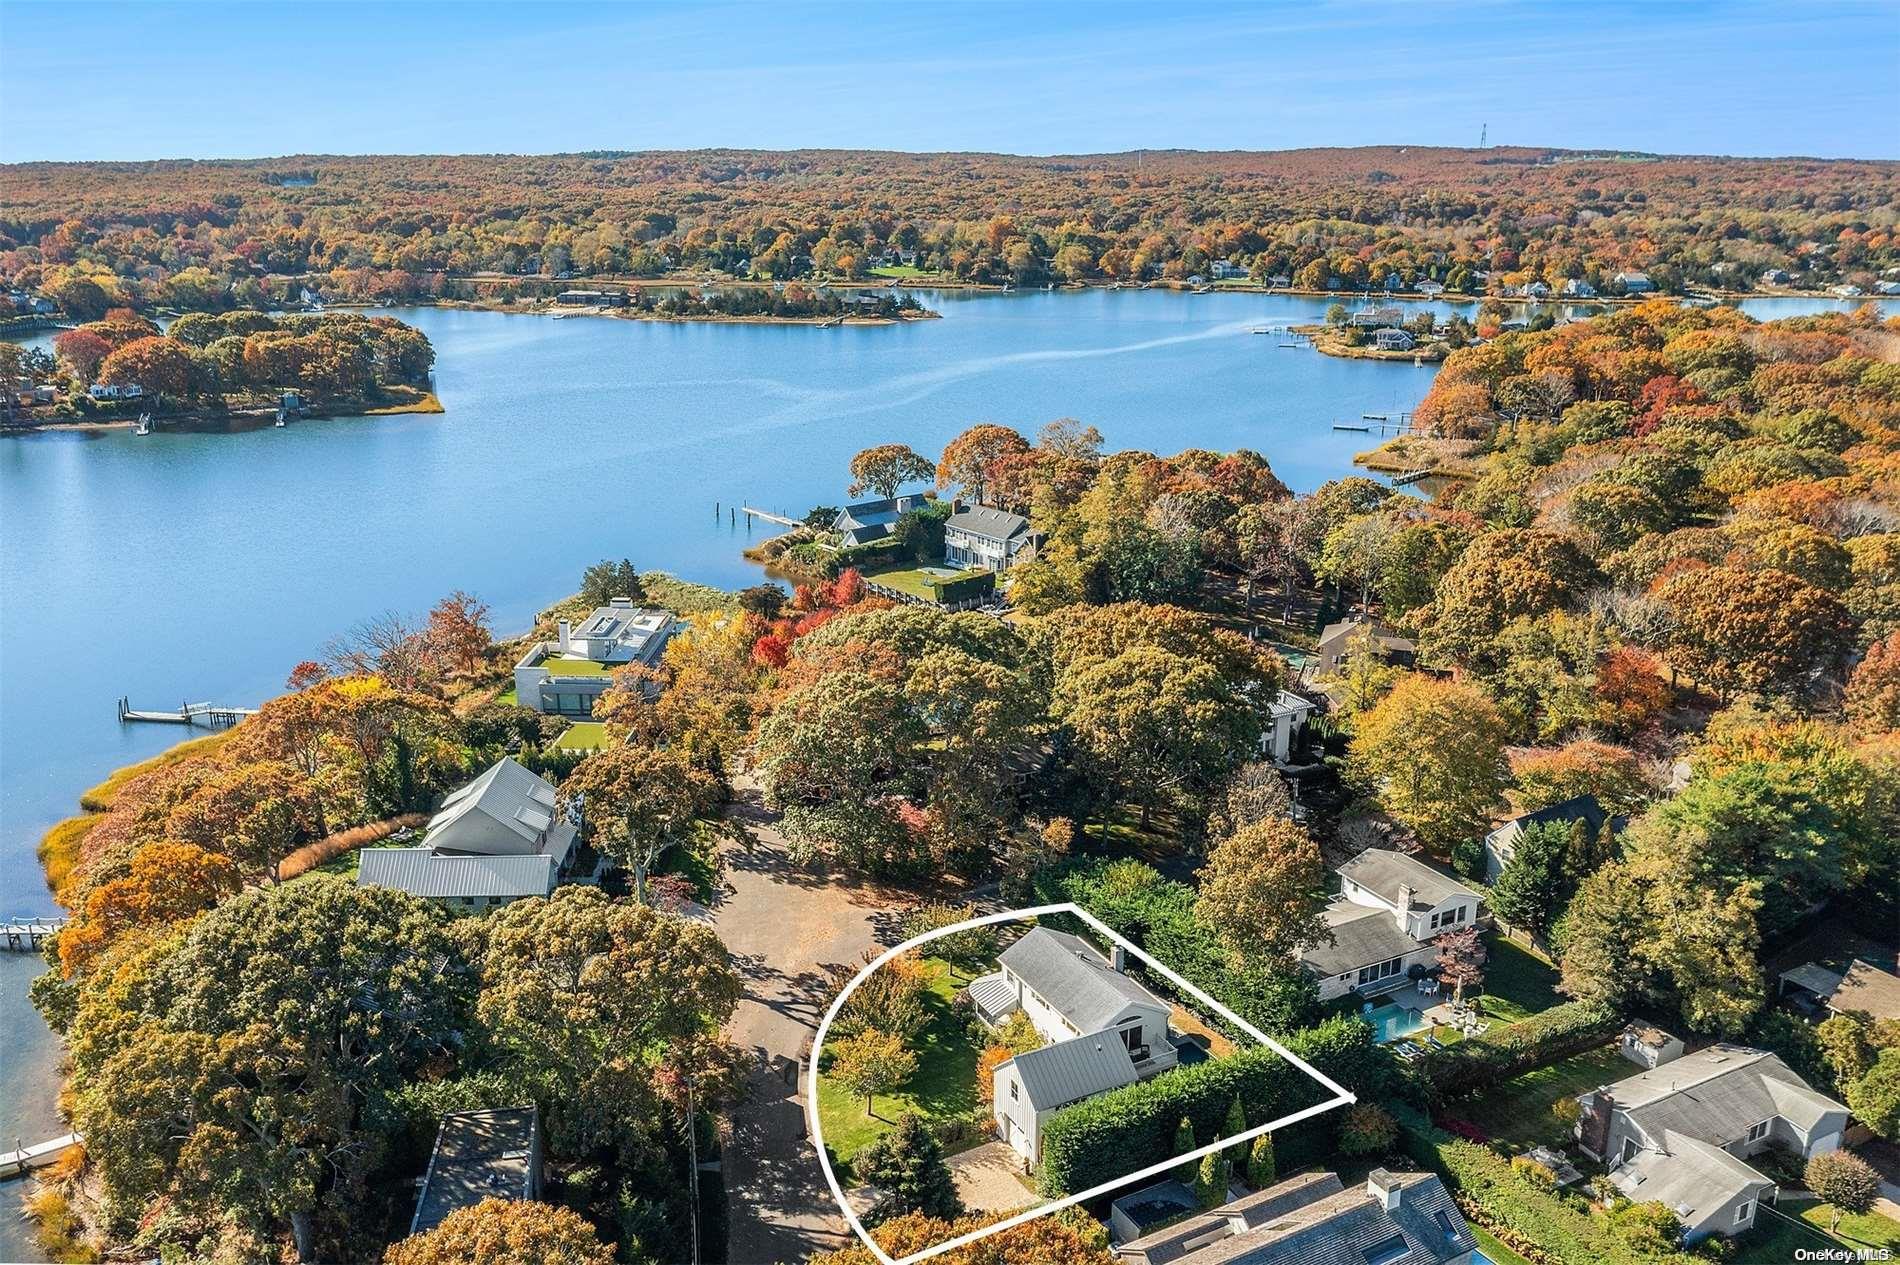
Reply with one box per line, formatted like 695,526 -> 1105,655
1366,1168 -> 1401,1212
1579,1090 -> 1614,1161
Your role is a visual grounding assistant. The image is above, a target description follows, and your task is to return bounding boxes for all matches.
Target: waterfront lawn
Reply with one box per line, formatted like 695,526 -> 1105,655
79,731 -> 234,811
1460,1043 -> 1625,1152
1474,935 -> 1562,1024
863,565 -> 987,603
870,265 -> 934,279
816,957 -> 982,1174
552,722 -> 607,752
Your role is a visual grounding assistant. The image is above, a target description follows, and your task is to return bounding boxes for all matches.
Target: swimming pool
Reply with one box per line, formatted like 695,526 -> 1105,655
1365,1002 -> 1429,1044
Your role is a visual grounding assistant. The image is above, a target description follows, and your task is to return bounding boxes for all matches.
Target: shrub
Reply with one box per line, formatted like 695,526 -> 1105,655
1510,1154 -> 1558,1190
1339,1103 -> 1399,1156
1805,1151 -> 1879,1230
1037,1015 -> 1383,1196
1409,1000 -> 1622,1101
856,1113 -> 964,1223
1195,1149 -> 1231,1207
1246,1132 -> 1277,1187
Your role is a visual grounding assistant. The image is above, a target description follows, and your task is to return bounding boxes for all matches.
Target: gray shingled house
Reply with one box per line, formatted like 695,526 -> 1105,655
1113,1168 -> 1479,1265
1577,1045 -> 1851,1242
1300,850 -> 1483,1002
944,505 -> 1037,570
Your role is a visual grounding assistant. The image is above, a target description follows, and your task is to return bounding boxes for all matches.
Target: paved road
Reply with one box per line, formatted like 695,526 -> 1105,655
712,779 -> 910,1265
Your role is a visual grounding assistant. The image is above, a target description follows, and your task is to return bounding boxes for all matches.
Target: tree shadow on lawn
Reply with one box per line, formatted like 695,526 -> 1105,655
818,962 -> 983,1172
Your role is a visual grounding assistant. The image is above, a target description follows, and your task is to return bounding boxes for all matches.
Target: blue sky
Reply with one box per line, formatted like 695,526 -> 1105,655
1,1 -> 1895,162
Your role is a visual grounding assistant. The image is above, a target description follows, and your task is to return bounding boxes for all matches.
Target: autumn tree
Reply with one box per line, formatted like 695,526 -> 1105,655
561,745 -> 720,901
1804,1153 -> 1879,1233
383,1198 -> 615,1265
1195,819 -> 1329,963
58,842 -> 245,974
1658,565 -> 1851,698
97,335 -> 197,397
810,1209 -> 1116,1265
424,589 -> 493,676
936,424 -> 1030,504
829,1027 -> 917,1117
1844,630 -> 1900,730
53,327 -> 110,381
848,443 -> 936,498
1434,926 -> 1487,1005
1349,677 -> 1509,858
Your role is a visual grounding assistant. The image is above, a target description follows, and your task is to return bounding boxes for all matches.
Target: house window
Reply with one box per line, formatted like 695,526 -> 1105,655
1735,1201 -> 1753,1224
1433,1210 -> 1460,1243
1622,1137 -> 1639,1164
1357,958 -> 1402,986
1745,1120 -> 1769,1143
1360,1233 -> 1410,1265
1009,1081 -> 1018,1102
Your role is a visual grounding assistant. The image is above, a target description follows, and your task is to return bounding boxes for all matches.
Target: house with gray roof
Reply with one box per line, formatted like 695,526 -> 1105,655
1577,1045 -> 1851,1242
410,1106 -> 544,1235
512,599 -> 679,716
1482,794 -> 1613,882
1778,956 -> 1900,1024
1301,850 -> 1483,1002
1114,1168 -> 1478,1265
357,757 -> 575,910
944,504 -> 1037,571
1313,617 -> 1415,679
833,493 -> 931,547
992,1032 -> 1140,1164
974,926 -> 1178,1162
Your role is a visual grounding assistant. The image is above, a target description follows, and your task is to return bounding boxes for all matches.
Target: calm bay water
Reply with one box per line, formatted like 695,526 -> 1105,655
0,287 -> 1886,1259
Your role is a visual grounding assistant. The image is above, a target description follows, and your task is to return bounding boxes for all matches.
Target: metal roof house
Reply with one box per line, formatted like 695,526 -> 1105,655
1778,957 -> 1900,1024
410,1106 -> 544,1235
944,505 -> 1038,571
974,926 -> 1179,1163
357,757 -> 575,911
1113,1168 -> 1479,1265
832,494 -> 932,547
1301,850 -> 1482,1003
1576,1045 -> 1850,1242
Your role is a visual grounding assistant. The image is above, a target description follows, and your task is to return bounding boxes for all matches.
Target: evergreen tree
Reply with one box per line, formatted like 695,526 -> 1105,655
1172,1116 -> 1198,1185
580,557 -> 644,606
1490,819 -> 1572,936
854,1112 -> 963,1224
1195,1148 -> 1231,1208
1247,1132 -> 1277,1188
1223,1096 -> 1248,1155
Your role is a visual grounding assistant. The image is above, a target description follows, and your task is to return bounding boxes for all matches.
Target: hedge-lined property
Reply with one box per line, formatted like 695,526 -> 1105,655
1408,1001 -> 1622,1102
1394,1104 -> 1701,1265
1035,1015 -> 1384,1196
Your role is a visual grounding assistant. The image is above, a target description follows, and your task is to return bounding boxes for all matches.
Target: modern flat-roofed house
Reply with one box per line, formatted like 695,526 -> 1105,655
1210,259 -> 1248,280
358,757 -> 576,911
1482,794 -> 1610,882
1113,1168 -> 1479,1265
411,1107 -> 544,1235
944,505 -> 1037,571
832,494 -> 931,547
1576,1045 -> 1850,1242
991,1031 -> 1140,1164
1313,617 -> 1416,679
1301,850 -> 1482,1001
513,600 -> 678,715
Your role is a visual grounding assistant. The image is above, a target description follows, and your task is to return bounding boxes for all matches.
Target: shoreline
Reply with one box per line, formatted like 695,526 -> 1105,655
3,389 -> 444,436
390,297 -> 941,326
1289,323 -> 1450,362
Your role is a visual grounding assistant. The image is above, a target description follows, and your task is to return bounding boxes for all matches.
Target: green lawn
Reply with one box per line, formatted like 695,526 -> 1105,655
1737,1197 -> 1900,1263
1474,935 -> 1562,1024
552,722 -> 607,752
655,821 -> 722,905
1461,1044 -> 1626,1152
816,958 -> 982,1174
863,564 -> 988,602
1471,1225 -> 1535,1265
535,655 -> 615,677
870,265 -> 935,279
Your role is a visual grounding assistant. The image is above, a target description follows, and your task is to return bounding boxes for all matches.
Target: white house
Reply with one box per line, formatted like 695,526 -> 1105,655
1415,280 -> 1445,296
971,926 -> 1179,1162
1348,306 -> 1404,328
357,757 -> 577,911
1262,690 -> 1317,764
512,601 -> 678,716
1562,278 -> 1597,298
1210,259 -> 1248,280
943,505 -> 1037,571
1618,1022 -> 1685,1070
1576,1045 -> 1851,1242
1299,850 -> 1483,1002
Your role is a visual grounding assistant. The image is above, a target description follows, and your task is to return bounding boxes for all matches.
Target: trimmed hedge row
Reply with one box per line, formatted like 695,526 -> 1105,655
1410,1000 -> 1622,1101
1393,1104 -> 1701,1265
1036,1014 -> 1384,1196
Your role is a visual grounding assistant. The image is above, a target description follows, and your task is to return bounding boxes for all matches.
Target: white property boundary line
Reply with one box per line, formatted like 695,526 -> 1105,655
806,902 -> 1357,1265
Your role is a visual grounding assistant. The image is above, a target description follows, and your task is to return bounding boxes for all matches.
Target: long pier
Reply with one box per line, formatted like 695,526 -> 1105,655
2,1134 -> 81,1180
740,506 -> 801,529
117,697 -> 257,728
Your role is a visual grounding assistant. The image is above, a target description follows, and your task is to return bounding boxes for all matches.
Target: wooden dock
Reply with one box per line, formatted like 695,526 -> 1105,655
740,506 -> 801,529
1389,468 -> 1433,487
117,697 -> 257,728
2,916 -> 66,952
2,1134 -> 81,1180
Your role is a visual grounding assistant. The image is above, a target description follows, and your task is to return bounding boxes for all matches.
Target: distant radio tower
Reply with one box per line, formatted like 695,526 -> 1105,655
1480,123 -> 1488,148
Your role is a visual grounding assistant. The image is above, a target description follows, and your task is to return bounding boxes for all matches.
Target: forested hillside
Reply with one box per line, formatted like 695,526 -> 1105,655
2,147 -> 1896,311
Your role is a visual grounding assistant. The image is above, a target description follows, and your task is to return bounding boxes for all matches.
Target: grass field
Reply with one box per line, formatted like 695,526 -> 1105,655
870,265 -> 935,279
1738,1197 -> 1900,1263
1461,1044 -> 1626,1152
552,722 -> 607,752
816,958 -> 982,1174
79,730 -> 234,811
1476,935 -> 1562,1024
